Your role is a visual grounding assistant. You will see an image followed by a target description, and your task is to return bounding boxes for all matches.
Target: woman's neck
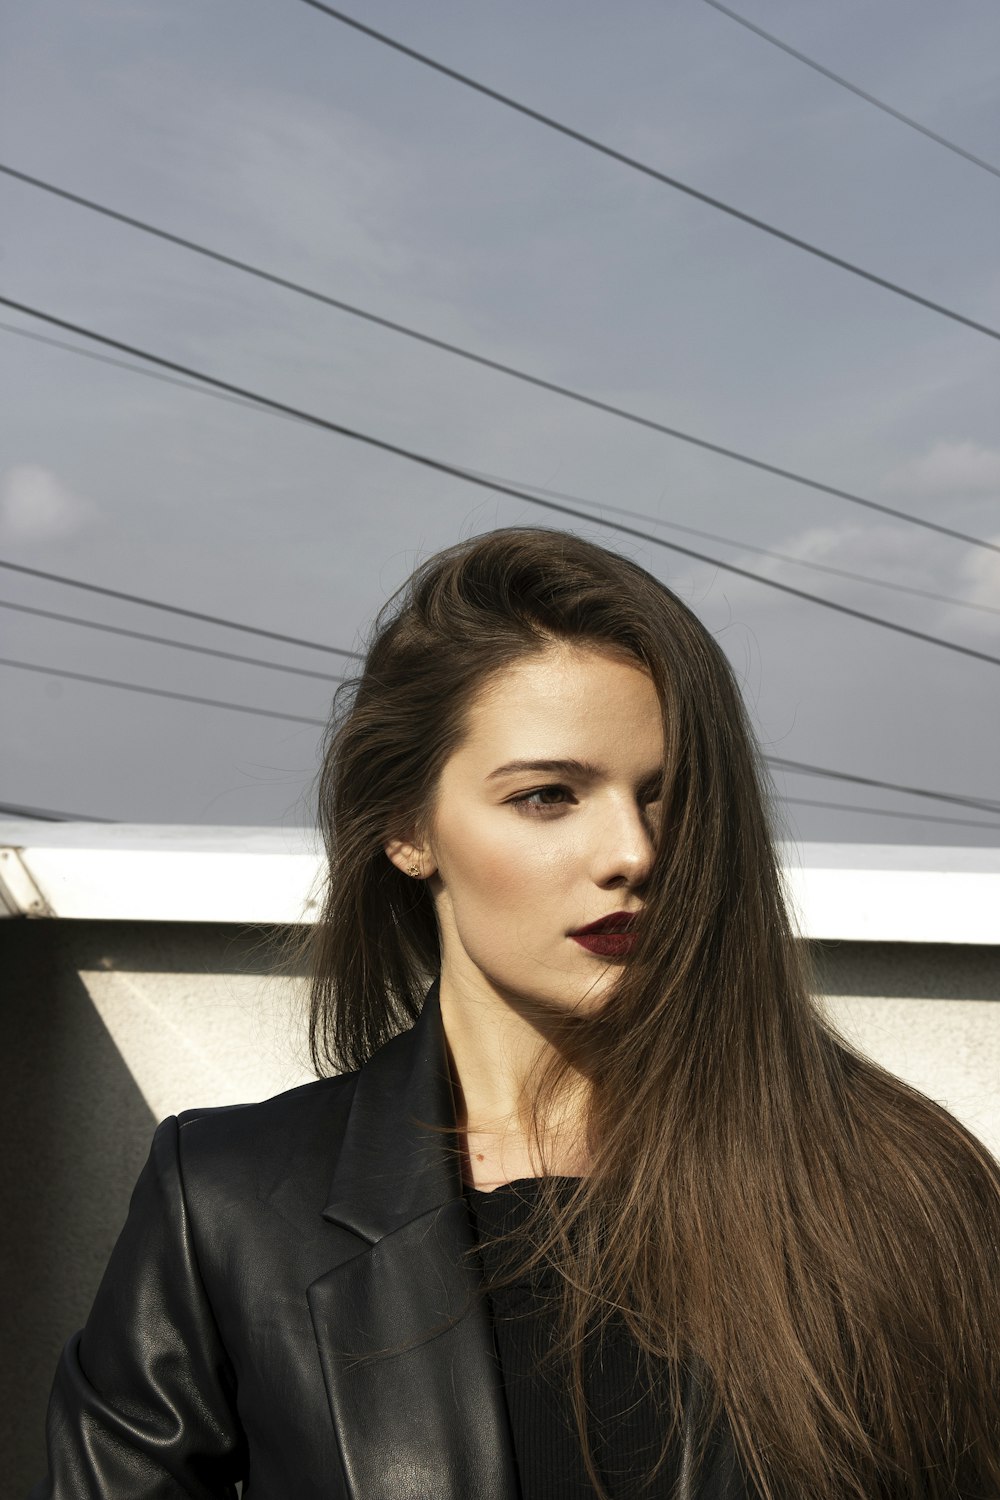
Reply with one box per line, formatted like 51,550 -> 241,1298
438,973 -> 590,1189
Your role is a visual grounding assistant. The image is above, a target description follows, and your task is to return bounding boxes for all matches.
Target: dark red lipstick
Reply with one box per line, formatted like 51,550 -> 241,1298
570,910 -> 640,959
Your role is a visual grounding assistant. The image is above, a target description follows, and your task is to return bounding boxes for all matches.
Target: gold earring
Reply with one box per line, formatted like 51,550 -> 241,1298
407,864 -> 421,878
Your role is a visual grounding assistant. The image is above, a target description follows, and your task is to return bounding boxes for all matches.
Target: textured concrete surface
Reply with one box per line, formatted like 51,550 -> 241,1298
810,940 -> 1000,1158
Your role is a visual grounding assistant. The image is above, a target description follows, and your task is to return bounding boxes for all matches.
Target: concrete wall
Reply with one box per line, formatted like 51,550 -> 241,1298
2,919 -> 311,1495
4,918 -> 999,1494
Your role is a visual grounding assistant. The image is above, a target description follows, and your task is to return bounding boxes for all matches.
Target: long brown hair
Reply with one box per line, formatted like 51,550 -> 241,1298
307,526 -> 1000,1500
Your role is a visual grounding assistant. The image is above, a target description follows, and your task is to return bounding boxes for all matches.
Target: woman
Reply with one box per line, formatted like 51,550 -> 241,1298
33,527 -> 1000,1499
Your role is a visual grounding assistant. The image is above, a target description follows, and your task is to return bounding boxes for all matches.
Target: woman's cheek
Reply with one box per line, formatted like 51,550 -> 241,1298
452,838 -> 557,955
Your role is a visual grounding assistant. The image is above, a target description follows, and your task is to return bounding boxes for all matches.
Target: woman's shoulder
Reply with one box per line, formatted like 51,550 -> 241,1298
167,1071 -> 361,1218
176,1068 -> 359,1138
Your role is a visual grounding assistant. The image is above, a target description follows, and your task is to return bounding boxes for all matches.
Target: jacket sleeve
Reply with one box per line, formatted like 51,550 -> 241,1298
30,1115 -> 247,1498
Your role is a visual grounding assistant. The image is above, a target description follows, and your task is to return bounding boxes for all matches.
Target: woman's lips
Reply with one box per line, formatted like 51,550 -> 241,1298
571,931 -> 637,958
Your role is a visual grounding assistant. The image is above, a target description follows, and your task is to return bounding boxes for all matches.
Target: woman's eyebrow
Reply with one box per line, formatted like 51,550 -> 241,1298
486,758 -> 604,782
485,758 -> 664,785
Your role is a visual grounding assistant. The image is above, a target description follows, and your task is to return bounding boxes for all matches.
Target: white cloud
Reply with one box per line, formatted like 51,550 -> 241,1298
0,464 -> 101,541
701,517 -> 1000,637
955,540 -> 1000,614
724,520 -> 942,593
881,442 -> 1000,499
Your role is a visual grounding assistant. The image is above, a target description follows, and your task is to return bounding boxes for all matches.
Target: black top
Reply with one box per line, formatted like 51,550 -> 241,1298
465,1177 -> 684,1500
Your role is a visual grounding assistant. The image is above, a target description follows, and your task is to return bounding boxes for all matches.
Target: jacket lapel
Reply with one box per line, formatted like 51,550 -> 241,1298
308,981 -> 520,1500
307,981 -> 749,1499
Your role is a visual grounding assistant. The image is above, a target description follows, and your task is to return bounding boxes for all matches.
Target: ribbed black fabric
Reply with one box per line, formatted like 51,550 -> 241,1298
465,1177 -> 683,1499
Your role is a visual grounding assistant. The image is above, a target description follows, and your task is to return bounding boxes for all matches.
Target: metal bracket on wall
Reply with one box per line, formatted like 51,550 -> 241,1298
0,846 -> 53,917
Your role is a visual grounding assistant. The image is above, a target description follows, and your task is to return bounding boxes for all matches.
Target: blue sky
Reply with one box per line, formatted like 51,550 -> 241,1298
1,0 -> 998,841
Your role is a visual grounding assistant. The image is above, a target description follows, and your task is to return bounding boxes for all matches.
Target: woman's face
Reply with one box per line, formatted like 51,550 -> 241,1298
405,642 -> 665,1017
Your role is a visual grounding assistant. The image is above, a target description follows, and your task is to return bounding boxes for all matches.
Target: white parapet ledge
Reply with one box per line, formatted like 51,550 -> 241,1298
0,823 -> 325,926
0,823 -> 998,943
779,842 -> 1000,945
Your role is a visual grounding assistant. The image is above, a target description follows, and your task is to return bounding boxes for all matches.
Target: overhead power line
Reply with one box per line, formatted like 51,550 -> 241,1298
1,585 -> 995,810
782,795 -> 1000,832
0,556 -> 363,660
702,0 -> 1000,181
0,783 -> 986,829
471,471 -> 1000,620
3,649 -> 997,817
770,756 -> 1000,815
0,656 -> 328,727
6,317 -> 997,624
2,794 -> 991,833
0,800 -> 116,823
294,2 -> 1000,345
1,170 -> 989,552
0,599 -> 346,682
3,296 -> 999,673
4,559 -> 998,810
0,319 -> 279,420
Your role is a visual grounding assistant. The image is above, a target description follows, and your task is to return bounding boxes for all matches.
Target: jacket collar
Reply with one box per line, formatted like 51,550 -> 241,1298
321,977 -> 460,1241
308,978 -> 521,1500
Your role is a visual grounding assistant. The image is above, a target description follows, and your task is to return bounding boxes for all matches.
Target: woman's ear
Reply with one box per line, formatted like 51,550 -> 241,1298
383,836 -> 434,880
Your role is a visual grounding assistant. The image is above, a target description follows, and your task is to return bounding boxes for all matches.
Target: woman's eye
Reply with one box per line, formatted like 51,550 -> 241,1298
510,785 -> 572,812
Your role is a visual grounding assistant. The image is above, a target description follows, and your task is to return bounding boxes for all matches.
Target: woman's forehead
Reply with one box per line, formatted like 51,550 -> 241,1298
455,647 -> 663,768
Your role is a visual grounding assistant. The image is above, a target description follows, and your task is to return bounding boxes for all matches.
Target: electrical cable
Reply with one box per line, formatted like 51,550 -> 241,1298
0,318 -> 281,420
0,558 -> 363,660
0,792 -> 988,832
293,2 -> 1000,344
701,0 -> 1000,181
0,167 -> 995,553
0,800 -> 116,822
468,469 -> 1000,620
781,796 -> 1000,831
4,559 -> 998,809
5,317 -> 996,622
3,297 -> 999,674
0,599 -> 346,682
0,656 -> 328,727
3,648 -> 995,815
1,794 -> 990,832
769,756 -> 1000,814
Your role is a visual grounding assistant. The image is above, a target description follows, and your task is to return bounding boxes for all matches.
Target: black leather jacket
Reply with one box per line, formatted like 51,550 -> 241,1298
32,981 -> 750,1498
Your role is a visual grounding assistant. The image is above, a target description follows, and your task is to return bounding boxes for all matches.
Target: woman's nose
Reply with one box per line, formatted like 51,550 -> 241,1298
591,797 -> 657,888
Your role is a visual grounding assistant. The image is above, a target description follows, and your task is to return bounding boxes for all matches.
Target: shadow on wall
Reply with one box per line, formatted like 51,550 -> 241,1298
0,918 -> 309,1499
809,939 -> 1000,1002
0,919 -> 157,1494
